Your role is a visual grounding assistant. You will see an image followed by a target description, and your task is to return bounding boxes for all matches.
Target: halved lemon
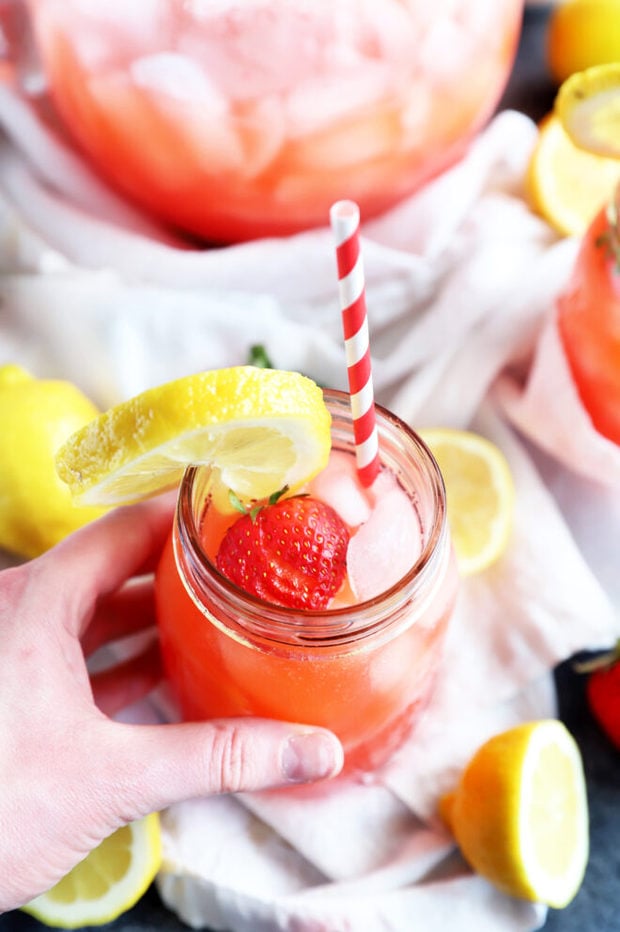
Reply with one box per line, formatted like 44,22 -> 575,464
555,63 -> 620,159
419,428 -> 515,577
440,720 -> 589,909
526,112 -> 620,236
22,814 -> 162,928
55,367 -> 331,506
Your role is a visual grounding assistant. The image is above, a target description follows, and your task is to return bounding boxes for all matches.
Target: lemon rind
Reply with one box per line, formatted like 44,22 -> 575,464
55,368 -> 331,506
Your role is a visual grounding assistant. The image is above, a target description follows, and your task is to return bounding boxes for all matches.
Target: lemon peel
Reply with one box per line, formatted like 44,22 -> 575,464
440,720 -> 589,909
547,0 -> 620,86
22,814 -> 162,928
56,367 -> 331,506
0,364 -> 107,558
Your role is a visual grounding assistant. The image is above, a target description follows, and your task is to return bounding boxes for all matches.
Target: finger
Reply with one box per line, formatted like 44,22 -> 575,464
82,579 -> 156,657
90,641 -> 162,717
98,718 -> 344,812
38,493 -> 175,637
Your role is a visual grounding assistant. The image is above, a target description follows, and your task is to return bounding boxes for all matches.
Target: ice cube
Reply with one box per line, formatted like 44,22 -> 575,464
131,53 -> 225,106
91,59 -> 245,178
347,486 -> 422,602
89,72 -> 219,187
234,96 -> 286,178
178,2 -> 336,100
309,450 -> 371,529
285,104 -> 400,172
283,63 -> 390,139
69,0 -> 172,70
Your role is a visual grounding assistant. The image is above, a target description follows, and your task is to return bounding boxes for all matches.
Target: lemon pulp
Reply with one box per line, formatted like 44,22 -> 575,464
419,428 -> 515,576
22,814 -> 162,928
56,367 -> 331,506
555,63 -> 620,160
441,720 -> 589,908
527,113 -> 620,236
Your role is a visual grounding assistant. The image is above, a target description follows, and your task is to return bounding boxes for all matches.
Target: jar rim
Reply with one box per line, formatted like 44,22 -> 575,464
174,389 -> 449,638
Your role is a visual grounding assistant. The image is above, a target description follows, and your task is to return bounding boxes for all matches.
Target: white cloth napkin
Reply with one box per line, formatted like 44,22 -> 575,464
0,81 -> 619,932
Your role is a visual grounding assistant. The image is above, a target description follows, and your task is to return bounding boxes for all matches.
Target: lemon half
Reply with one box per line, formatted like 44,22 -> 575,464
56,367 -> 331,506
440,720 -> 589,909
22,814 -> 162,928
527,112 -> 620,236
420,428 -> 515,577
555,63 -> 620,160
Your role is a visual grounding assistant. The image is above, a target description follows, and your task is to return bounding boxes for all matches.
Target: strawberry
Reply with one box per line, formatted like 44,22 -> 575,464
577,642 -> 620,749
216,492 -> 349,610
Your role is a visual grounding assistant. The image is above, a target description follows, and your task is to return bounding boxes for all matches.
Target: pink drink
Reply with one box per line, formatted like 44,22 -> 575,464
25,0 -> 523,242
156,391 -> 459,773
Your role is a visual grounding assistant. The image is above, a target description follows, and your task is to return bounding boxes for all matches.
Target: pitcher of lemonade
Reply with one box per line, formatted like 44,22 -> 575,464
20,0 -> 523,242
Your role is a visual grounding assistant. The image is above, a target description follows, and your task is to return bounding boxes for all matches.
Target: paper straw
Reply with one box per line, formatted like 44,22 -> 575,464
330,199 -> 379,487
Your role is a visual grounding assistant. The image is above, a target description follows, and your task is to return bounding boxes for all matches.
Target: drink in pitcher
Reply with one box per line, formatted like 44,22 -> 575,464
24,0 -> 523,242
155,390 -> 458,773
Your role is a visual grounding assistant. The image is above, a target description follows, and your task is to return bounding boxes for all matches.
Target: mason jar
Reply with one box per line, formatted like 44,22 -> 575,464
155,390 -> 459,772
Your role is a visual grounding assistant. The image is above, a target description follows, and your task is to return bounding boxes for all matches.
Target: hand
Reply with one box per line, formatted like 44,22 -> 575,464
0,497 -> 343,911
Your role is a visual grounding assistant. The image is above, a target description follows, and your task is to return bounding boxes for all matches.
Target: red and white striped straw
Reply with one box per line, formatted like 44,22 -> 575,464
330,199 -> 379,487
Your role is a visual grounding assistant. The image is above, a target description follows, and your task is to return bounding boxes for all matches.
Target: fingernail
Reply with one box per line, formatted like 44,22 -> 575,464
281,731 -> 344,783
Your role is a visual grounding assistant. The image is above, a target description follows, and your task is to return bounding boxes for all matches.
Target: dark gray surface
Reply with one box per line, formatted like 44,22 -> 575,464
499,4 -> 557,121
2,6 -> 619,931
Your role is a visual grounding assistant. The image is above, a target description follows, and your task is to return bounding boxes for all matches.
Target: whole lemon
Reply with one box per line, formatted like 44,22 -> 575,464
547,0 -> 620,85
0,364 -> 108,559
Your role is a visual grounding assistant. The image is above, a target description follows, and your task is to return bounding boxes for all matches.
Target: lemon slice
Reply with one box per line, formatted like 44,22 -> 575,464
56,367 -> 331,506
555,63 -> 620,159
420,428 -> 515,577
440,720 -> 589,909
22,814 -> 162,928
527,112 -> 620,236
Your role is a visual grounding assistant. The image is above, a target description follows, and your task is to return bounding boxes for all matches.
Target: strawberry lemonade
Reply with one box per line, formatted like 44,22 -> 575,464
24,0 -> 523,242
155,389 -> 458,772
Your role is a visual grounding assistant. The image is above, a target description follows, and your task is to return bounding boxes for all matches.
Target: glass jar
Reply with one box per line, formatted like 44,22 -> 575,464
24,0 -> 523,243
155,390 -> 459,773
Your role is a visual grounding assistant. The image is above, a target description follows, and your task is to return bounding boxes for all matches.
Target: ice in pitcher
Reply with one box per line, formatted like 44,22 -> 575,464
27,0 -> 523,240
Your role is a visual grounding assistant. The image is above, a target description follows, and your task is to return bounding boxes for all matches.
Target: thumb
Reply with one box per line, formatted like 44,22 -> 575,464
104,718 -> 344,815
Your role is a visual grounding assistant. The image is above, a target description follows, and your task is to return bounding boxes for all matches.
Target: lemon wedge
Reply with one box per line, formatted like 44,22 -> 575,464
527,112 -> 620,236
22,814 -> 162,928
419,428 -> 515,577
440,720 -> 589,909
555,63 -> 620,159
56,367 -> 331,506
